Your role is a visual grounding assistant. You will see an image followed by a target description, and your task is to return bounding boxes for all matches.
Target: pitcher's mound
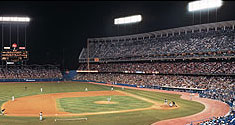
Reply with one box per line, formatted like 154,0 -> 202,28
94,101 -> 119,104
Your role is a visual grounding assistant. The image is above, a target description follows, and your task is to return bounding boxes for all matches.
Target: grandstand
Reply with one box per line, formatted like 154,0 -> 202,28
76,20 -> 235,125
0,65 -> 63,81
79,20 -> 235,62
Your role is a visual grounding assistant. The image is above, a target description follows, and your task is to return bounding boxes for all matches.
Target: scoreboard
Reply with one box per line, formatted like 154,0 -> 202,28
1,43 -> 28,64
1,50 -> 28,62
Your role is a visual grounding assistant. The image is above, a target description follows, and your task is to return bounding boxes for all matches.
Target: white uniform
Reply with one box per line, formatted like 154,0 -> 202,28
39,112 -> 43,121
85,88 -> 88,91
12,96 -> 14,101
111,88 -> 113,91
40,88 -> 43,92
164,99 -> 167,105
169,102 -> 173,107
107,97 -> 111,102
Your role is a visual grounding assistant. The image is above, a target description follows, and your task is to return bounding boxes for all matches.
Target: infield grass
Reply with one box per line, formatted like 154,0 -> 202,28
57,95 -> 153,113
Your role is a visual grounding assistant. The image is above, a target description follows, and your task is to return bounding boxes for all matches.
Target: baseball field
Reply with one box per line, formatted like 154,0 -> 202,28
0,82 -> 206,125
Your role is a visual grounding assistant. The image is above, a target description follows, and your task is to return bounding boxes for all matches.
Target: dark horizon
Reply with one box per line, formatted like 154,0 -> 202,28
0,1 -> 234,70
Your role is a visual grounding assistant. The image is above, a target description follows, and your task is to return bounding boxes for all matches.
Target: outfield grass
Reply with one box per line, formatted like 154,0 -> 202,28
0,82 -> 205,125
57,95 -> 153,113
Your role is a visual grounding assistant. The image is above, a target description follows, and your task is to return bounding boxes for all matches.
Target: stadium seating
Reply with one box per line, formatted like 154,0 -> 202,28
0,66 -> 63,79
78,61 -> 235,75
198,111 -> 235,125
79,27 -> 235,62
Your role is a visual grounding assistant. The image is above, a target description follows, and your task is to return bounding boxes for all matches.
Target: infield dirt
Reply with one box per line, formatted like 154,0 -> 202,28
1,90 -> 177,117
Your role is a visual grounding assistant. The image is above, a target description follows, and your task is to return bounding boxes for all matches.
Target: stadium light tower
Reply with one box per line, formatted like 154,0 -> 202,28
114,15 -> 142,25
188,0 -> 223,12
0,17 -> 30,23
188,0 -> 223,24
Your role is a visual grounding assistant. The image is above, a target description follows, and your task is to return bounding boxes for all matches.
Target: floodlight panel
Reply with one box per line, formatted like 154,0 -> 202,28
114,15 -> 142,25
188,0 -> 223,12
0,17 -> 30,22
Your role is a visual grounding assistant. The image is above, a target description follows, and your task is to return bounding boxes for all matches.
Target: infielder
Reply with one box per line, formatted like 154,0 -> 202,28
1,109 -> 5,115
164,99 -> 168,105
39,112 -> 43,121
107,97 -> 111,102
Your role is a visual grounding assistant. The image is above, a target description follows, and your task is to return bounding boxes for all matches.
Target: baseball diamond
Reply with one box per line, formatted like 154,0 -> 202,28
0,1 -> 234,125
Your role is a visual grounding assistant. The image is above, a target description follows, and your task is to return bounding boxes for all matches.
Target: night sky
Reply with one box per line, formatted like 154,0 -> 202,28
0,1 -> 234,70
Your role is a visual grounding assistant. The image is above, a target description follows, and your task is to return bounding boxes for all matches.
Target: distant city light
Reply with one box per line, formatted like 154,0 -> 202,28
114,15 -> 142,25
0,17 -> 30,22
188,0 -> 223,12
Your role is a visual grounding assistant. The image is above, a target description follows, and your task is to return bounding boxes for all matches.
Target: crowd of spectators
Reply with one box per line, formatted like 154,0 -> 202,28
80,27 -> 235,61
197,111 -> 235,125
78,61 -> 235,74
74,73 -> 234,90
0,66 -> 63,79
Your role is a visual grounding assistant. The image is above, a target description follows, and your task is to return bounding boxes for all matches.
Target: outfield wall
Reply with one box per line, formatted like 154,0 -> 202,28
72,80 -> 137,87
72,80 -> 203,93
0,78 -> 63,82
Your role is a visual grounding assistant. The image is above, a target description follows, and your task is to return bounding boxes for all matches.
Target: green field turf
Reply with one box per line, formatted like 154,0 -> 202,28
57,95 -> 153,113
0,82 -> 205,125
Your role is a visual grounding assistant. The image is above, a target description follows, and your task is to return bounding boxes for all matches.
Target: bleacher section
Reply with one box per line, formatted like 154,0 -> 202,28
0,65 -> 63,81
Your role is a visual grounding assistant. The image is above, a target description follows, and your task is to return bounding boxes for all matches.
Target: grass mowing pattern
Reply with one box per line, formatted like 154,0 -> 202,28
57,95 -> 153,113
0,82 -> 205,125
0,82 -> 111,108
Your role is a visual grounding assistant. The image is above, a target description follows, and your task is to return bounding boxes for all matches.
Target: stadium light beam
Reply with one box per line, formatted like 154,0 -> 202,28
0,17 -> 30,22
188,0 -> 223,12
114,15 -> 142,25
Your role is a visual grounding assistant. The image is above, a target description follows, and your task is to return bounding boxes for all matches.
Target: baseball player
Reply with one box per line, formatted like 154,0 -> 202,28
1,109 -> 5,115
85,88 -> 88,92
40,88 -> 43,92
190,93 -> 193,100
172,101 -> 177,107
107,97 -> 111,102
12,96 -> 15,101
39,112 -> 43,121
169,102 -> 173,107
164,99 -> 168,105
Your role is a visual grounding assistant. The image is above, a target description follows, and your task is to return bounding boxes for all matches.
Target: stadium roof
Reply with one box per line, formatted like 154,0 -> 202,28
88,20 -> 235,42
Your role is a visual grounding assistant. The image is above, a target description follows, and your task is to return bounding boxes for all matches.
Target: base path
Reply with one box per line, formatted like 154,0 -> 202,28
88,82 -> 230,125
